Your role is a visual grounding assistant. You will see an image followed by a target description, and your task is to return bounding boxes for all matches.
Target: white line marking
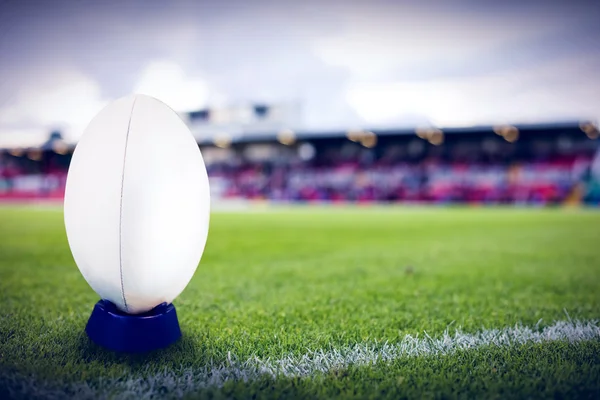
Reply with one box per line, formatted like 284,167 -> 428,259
2,319 -> 599,399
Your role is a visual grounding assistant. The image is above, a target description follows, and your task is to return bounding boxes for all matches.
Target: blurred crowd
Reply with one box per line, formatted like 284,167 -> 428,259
1,125 -> 600,206
210,158 -> 587,205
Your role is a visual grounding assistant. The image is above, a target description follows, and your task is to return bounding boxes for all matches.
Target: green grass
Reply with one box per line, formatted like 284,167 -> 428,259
0,206 -> 599,399
210,340 -> 600,400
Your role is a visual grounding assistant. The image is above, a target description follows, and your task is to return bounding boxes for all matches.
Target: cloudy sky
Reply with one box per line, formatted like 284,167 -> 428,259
0,0 -> 599,145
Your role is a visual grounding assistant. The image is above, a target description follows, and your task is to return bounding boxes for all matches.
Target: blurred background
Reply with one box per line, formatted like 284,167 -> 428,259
0,0 -> 599,207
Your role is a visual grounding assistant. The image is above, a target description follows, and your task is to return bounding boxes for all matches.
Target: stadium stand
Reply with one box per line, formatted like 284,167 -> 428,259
1,123 -> 599,206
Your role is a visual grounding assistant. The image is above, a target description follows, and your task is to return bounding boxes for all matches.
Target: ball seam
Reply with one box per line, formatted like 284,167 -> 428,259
118,96 -> 137,312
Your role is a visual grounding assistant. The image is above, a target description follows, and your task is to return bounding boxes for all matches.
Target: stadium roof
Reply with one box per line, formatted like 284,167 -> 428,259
195,121 -> 593,146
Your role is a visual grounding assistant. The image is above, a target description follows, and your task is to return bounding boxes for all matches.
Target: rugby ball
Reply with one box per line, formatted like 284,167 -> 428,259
64,94 -> 210,314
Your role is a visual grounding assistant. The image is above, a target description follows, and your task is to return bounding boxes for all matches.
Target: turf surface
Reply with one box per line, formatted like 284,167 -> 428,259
0,206 -> 599,398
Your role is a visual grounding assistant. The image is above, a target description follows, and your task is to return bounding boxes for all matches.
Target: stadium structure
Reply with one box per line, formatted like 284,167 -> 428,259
0,102 -> 599,207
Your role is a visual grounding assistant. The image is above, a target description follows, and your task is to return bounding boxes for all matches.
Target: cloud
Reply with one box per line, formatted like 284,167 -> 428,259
0,70 -> 109,144
311,3 -> 560,80
0,61 -> 210,147
345,54 -> 600,128
133,61 -> 209,112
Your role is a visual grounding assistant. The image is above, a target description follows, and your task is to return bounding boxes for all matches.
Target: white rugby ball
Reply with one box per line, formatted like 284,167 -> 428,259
64,94 -> 210,314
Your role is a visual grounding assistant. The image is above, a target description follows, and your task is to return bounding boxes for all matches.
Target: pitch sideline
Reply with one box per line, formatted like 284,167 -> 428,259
2,318 -> 599,399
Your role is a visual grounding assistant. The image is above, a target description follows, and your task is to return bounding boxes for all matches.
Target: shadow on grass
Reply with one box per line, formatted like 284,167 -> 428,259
76,328 -> 209,370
